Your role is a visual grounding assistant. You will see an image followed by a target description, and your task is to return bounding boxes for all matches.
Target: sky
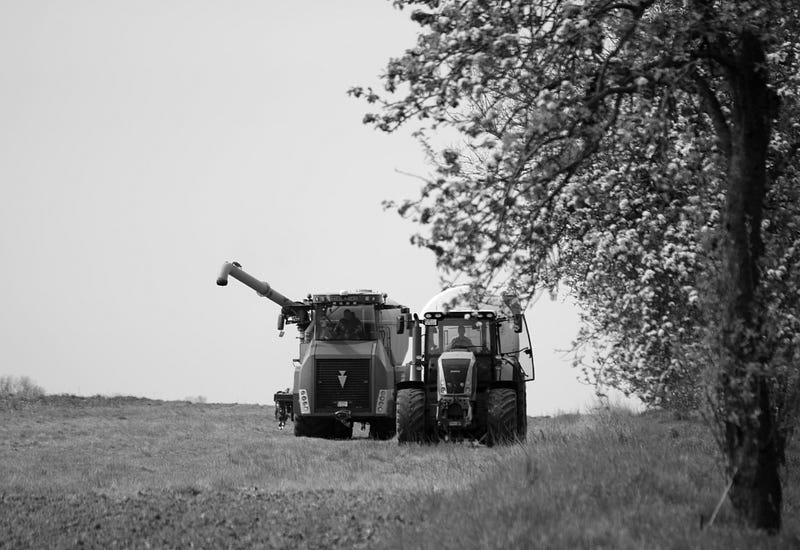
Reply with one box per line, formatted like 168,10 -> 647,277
0,0 -> 606,415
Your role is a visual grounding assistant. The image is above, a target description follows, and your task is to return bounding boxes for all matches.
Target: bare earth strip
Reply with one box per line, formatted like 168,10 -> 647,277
0,489 -> 407,549
0,396 -> 426,549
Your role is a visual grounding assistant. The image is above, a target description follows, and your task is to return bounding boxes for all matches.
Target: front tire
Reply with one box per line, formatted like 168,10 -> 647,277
486,388 -> 517,447
396,388 -> 426,443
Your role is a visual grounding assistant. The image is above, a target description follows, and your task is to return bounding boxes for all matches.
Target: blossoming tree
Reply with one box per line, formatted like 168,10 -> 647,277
353,0 -> 800,531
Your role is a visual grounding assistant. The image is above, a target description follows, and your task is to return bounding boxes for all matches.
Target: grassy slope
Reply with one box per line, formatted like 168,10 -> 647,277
391,411 -> 800,549
0,396 -> 797,549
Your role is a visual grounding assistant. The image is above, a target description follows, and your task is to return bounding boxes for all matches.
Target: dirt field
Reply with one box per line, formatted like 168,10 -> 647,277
0,396 -> 420,549
1,489 -> 406,548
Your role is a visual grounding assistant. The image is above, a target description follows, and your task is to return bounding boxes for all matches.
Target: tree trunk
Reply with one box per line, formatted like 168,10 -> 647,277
719,31 -> 782,532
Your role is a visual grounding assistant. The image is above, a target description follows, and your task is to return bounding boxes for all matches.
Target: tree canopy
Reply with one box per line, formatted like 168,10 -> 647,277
354,0 -> 800,531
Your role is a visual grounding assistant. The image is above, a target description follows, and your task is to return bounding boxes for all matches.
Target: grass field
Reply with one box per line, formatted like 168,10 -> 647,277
1,395 -> 797,548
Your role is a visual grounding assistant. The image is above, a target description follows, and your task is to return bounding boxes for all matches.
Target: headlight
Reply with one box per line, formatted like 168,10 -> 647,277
299,389 -> 310,414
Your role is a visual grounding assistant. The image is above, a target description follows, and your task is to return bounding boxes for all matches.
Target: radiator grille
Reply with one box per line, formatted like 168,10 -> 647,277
315,358 -> 371,412
441,358 -> 471,394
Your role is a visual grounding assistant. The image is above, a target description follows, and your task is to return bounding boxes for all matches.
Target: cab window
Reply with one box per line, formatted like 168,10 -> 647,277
314,305 -> 376,341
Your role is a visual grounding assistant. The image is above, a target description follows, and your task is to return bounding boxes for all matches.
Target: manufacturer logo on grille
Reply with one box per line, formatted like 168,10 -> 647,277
337,370 -> 348,388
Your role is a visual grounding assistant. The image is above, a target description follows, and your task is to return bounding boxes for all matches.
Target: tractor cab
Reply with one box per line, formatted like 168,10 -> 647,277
422,311 -> 501,392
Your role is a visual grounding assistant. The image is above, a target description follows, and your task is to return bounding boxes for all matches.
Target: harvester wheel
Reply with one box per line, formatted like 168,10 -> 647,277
294,416 -> 332,438
486,388 -> 517,447
396,388 -> 426,443
332,420 -> 353,440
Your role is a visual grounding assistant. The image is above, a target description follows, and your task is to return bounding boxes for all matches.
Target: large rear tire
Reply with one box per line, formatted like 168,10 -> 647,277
396,388 -> 426,443
487,388 -> 517,447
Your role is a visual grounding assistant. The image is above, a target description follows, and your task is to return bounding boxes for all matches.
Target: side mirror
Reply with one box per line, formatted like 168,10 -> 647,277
277,314 -> 285,331
512,313 -> 523,333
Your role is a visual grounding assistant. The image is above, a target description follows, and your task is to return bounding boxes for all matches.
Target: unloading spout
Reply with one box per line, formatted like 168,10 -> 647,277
216,261 -> 303,309
216,261 -> 239,286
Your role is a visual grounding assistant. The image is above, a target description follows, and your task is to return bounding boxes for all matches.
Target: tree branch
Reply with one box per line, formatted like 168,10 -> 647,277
692,70 -> 732,158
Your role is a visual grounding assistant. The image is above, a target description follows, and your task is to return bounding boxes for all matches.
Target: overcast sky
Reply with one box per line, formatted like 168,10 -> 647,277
0,0 -> 604,415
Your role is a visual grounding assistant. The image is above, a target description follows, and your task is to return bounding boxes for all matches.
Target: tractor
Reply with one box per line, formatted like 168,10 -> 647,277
217,261 -> 410,439
396,286 -> 533,445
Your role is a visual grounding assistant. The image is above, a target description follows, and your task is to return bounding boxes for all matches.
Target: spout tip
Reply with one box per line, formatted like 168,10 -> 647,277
216,277 -> 228,286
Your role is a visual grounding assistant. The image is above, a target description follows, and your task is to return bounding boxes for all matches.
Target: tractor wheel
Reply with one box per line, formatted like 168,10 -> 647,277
369,418 -> 396,440
294,416 -> 333,438
396,388 -> 426,443
516,384 -> 528,441
486,388 -> 517,447
473,394 -> 489,442
332,420 -> 353,440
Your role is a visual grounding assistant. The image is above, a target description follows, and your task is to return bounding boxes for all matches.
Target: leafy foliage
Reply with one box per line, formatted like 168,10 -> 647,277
353,0 -> 799,409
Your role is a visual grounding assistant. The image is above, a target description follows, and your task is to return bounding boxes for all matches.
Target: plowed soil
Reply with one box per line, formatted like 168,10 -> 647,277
1,488 -> 406,549
0,396 -> 417,549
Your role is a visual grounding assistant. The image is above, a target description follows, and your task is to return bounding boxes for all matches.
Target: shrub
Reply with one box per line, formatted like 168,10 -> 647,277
184,395 -> 207,404
0,375 -> 45,399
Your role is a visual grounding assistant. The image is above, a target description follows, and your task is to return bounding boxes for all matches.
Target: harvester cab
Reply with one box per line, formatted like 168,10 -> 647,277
217,261 -> 411,440
397,286 -> 533,446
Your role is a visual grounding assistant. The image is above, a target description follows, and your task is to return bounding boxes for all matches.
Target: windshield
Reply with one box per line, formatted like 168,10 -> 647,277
425,319 -> 490,354
314,304 -> 376,341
